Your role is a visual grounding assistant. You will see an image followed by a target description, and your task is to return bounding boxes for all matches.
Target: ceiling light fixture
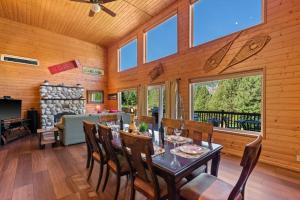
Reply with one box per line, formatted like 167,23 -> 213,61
91,3 -> 101,13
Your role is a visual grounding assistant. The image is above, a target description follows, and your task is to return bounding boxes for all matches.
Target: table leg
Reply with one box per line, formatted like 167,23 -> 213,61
211,151 -> 221,177
165,175 -> 180,200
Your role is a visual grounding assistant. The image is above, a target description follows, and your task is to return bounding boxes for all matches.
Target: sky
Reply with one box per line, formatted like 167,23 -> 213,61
120,0 -> 262,71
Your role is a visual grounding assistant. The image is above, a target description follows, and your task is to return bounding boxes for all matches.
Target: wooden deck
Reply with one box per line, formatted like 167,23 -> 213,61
0,136 -> 299,200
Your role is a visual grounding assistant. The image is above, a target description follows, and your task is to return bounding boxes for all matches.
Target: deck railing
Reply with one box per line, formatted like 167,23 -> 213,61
193,110 -> 261,132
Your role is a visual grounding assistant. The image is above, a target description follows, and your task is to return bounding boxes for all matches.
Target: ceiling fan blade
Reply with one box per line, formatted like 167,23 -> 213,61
89,9 -> 96,17
100,5 -> 116,17
70,0 -> 92,4
101,0 -> 117,4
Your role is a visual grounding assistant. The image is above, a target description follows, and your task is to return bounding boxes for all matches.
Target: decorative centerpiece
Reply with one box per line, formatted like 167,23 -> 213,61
128,114 -> 137,133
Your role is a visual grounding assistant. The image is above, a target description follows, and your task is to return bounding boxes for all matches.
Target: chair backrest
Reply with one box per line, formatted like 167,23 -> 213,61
98,124 -> 120,170
120,131 -> 161,198
100,114 -> 118,124
161,118 -> 188,136
184,120 -> 213,143
83,121 -> 105,160
138,116 -> 155,134
228,135 -> 263,200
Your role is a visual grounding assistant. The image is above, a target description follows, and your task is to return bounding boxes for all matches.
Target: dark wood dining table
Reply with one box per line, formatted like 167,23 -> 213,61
111,133 -> 223,200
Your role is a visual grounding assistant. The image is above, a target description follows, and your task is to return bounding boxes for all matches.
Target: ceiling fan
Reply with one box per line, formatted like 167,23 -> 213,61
70,0 -> 117,17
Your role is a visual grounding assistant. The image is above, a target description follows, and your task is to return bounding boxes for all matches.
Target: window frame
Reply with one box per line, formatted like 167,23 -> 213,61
118,38 -> 138,72
190,0 -> 266,48
189,69 -> 265,137
144,13 -> 179,64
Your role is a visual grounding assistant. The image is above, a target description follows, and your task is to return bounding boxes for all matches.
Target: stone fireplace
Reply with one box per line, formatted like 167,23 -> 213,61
40,83 -> 85,128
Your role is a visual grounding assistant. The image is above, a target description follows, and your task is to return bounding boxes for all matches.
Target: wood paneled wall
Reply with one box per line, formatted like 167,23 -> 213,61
106,0 -> 300,172
0,17 -> 107,116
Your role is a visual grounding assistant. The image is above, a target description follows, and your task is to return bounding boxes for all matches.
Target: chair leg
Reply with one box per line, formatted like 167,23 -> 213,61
96,163 -> 104,191
87,159 -> 94,181
204,163 -> 208,173
102,166 -> 110,192
86,147 -> 91,169
130,176 -> 135,200
114,173 -> 121,200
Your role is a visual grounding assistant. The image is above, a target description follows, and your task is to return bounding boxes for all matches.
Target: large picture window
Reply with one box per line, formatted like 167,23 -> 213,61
145,15 -> 178,63
119,39 -> 137,71
190,72 -> 263,133
191,0 -> 263,46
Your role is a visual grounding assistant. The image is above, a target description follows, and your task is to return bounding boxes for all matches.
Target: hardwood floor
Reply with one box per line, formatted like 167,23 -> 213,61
0,136 -> 299,200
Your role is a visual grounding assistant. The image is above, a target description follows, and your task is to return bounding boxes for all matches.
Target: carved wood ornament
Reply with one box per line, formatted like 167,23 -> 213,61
203,31 -> 242,72
149,63 -> 164,81
219,34 -> 271,73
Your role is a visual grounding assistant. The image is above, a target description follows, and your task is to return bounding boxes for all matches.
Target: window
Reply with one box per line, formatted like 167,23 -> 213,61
119,89 -> 137,114
192,0 -> 263,46
119,39 -> 137,71
190,72 -> 263,133
145,15 -> 178,63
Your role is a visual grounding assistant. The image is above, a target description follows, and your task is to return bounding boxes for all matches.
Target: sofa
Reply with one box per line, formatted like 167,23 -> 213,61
60,112 -> 130,146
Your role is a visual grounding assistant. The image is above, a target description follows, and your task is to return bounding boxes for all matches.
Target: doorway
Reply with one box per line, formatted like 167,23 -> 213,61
147,85 -> 165,130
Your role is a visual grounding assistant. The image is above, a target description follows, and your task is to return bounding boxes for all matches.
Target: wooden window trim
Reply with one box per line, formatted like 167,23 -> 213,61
189,0 -> 267,48
118,37 -> 138,72
189,68 -> 266,138
143,12 -> 179,64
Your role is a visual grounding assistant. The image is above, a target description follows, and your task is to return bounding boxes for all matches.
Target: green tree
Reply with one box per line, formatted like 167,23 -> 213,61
234,76 -> 261,113
193,85 -> 211,111
207,79 -> 240,112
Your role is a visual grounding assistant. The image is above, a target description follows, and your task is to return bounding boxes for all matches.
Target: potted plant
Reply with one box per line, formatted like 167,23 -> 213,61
139,122 -> 148,134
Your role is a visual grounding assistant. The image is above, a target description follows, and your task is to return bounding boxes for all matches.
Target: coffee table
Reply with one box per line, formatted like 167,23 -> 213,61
37,127 -> 60,149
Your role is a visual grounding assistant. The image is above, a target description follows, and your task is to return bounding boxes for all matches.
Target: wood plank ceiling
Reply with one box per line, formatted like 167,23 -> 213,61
0,0 -> 176,46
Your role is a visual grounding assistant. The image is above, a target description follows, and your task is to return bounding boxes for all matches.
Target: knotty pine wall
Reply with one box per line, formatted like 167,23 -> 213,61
0,17 -> 107,116
106,0 -> 300,172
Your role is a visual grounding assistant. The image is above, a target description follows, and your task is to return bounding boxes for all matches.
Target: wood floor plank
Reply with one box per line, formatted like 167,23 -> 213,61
44,149 -> 73,199
32,149 -> 47,173
12,184 -> 34,200
1,137 -> 300,200
32,170 -> 55,200
0,158 -> 18,200
14,153 -> 32,189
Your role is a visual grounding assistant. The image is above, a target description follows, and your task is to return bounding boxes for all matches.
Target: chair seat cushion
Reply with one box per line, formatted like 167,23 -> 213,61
186,164 -> 207,181
180,173 -> 242,200
134,171 -> 187,199
108,154 -> 130,174
134,174 -> 168,199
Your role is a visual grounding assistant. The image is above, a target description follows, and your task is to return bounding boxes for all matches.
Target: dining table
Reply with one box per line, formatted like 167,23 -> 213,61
110,130 -> 223,200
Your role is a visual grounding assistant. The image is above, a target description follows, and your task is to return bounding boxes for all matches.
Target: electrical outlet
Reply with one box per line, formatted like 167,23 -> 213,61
297,155 -> 300,162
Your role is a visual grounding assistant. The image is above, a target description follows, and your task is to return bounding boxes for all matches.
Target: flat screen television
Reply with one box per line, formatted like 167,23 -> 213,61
0,99 -> 22,120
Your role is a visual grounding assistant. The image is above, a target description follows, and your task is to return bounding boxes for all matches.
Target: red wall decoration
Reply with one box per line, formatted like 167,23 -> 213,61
48,60 -> 81,75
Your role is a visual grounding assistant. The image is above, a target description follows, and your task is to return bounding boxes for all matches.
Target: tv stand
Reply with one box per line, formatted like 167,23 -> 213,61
0,118 -> 31,145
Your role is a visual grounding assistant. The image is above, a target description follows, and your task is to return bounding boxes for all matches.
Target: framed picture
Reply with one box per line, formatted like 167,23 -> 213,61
108,93 -> 118,100
87,90 -> 104,104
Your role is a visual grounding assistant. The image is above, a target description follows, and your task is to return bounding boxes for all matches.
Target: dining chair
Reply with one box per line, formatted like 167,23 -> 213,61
161,118 -> 188,137
100,114 -> 118,125
98,124 -> 130,200
83,121 -> 107,191
138,115 -> 155,134
184,120 -> 214,179
83,121 -> 92,169
184,120 -> 213,144
180,135 -> 263,200
120,131 -> 169,200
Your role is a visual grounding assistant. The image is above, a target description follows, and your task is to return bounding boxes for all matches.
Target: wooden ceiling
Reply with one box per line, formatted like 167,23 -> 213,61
0,0 -> 176,46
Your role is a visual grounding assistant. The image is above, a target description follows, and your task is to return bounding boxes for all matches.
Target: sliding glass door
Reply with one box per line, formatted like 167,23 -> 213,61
147,85 -> 165,130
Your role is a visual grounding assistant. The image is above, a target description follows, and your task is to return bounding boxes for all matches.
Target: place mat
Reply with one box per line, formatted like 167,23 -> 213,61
170,145 -> 209,159
166,135 -> 193,144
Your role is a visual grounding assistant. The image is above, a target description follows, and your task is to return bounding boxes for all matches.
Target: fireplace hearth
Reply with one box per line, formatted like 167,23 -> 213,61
40,84 -> 85,129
